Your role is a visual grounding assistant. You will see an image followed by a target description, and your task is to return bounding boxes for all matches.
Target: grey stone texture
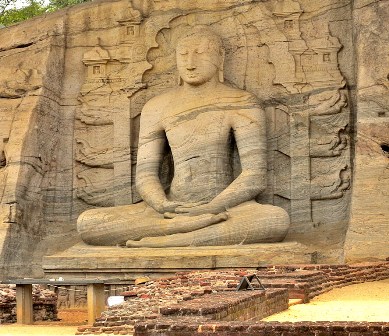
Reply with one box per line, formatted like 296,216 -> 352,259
0,0 -> 387,278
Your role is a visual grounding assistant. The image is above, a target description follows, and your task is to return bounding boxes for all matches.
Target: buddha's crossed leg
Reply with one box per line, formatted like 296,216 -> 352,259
77,202 -> 228,246
125,201 -> 289,247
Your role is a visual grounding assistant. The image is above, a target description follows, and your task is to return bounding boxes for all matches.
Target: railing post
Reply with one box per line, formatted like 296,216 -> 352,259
87,283 -> 105,325
15,284 -> 33,324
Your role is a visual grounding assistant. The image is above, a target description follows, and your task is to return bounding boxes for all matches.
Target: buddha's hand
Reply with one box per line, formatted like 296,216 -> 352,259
160,200 -> 207,215
173,202 -> 226,217
158,200 -> 184,213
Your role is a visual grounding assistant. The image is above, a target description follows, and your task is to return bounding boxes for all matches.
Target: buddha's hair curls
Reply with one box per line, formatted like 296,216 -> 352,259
176,25 -> 224,56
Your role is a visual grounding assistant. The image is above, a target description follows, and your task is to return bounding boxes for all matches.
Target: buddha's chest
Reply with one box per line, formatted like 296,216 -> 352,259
162,109 -> 231,150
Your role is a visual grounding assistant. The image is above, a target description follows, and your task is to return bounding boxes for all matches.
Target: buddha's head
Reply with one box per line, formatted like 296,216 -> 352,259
176,26 -> 225,86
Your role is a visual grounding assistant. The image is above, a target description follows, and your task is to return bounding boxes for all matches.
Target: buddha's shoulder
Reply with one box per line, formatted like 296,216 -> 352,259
142,89 -> 178,111
218,84 -> 258,102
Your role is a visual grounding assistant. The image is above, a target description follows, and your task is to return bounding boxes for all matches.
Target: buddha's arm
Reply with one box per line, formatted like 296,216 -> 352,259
176,106 -> 267,216
212,106 -> 267,206
135,103 -> 170,214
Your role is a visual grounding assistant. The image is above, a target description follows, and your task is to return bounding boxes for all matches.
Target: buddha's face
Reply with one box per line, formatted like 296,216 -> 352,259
176,35 -> 222,86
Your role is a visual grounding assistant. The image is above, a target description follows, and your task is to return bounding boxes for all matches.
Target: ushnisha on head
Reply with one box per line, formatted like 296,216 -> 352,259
176,26 -> 225,86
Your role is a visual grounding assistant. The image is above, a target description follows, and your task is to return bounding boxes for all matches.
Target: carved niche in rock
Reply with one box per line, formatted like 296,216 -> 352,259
74,0 -> 352,236
76,26 -> 291,247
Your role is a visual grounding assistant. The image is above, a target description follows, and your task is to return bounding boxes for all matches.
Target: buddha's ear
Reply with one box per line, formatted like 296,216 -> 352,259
218,48 -> 225,83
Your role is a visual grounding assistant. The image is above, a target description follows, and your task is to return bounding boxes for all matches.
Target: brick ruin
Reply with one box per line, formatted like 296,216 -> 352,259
0,284 -> 57,323
74,261 -> 389,335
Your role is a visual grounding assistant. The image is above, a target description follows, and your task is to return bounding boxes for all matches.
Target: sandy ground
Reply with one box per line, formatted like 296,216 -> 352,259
0,325 -> 78,336
0,280 -> 388,335
0,309 -> 87,336
263,279 -> 389,322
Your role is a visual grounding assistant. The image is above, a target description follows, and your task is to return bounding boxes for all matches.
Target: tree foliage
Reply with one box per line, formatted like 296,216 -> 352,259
0,0 -> 46,26
0,0 -> 91,27
47,0 -> 89,10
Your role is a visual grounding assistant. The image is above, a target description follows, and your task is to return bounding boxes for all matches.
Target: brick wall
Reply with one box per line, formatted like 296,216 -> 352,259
258,262 -> 389,301
160,289 -> 288,321
0,285 -> 57,323
135,321 -> 389,336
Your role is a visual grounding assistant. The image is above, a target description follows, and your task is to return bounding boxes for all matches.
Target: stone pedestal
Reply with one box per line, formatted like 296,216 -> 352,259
42,242 -> 312,280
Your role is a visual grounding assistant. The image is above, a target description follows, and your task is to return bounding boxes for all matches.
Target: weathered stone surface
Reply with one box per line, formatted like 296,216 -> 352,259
343,0 -> 389,262
43,242 -> 311,280
0,0 -> 387,277
0,12 -> 70,277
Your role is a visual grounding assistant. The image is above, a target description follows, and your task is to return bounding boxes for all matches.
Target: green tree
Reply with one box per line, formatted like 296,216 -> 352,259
0,0 -> 46,26
0,0 -> 92,27
47,0 -> 90,10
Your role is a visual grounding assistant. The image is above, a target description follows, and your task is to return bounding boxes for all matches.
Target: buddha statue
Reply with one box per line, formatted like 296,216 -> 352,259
77,26 -> 290,247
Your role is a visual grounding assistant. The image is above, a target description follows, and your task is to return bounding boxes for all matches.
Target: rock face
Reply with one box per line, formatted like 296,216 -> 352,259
344,0 -> 389,262
0,0 -> 387,277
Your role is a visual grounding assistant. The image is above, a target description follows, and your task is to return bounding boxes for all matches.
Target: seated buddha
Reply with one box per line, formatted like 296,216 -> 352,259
77,26 -> 290,247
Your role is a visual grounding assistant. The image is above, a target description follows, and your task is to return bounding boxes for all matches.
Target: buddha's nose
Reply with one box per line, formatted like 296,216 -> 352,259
186,53 -> 196,70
